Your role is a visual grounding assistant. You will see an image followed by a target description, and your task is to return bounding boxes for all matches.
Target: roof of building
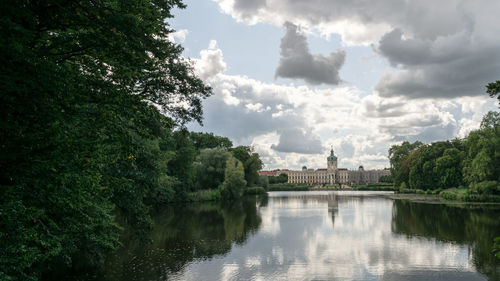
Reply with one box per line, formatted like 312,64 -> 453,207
327,148 -> 338,162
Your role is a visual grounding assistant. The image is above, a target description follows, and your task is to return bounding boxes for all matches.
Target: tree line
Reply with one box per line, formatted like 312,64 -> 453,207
389,110 -> 500,200
0,0 -> 262,280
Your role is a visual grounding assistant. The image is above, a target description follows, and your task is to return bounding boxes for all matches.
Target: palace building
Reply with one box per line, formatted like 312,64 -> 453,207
285,149 -> 390,186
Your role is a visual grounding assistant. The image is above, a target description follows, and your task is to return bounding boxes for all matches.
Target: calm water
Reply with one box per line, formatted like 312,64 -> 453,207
102,191 -> 500,281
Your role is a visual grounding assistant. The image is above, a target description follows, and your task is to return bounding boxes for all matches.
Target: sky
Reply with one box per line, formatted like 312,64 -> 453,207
168,0 -> 499,171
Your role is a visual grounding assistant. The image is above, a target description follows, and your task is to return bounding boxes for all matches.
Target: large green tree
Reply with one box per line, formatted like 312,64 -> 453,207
0,0 -> 211,280
463,111 -> 500,192
220,155 -> 247,200
388,141 -> 422,187
486,80 -> 500,106
231,146 -> 263,187
190,132 -> 233,151
196,148 -> 231,190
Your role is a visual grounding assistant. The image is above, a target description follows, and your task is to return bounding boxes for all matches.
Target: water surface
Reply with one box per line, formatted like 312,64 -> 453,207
104,191 -> 500,281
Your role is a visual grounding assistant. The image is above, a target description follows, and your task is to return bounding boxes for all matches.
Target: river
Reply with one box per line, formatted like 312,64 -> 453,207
96,191 -> 500,280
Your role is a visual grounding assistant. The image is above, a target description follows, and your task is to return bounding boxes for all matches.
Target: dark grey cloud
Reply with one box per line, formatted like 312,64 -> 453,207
375,29 -> 500,99
217,0 -> 500,99
275,22 -> 345,85
271,128 -> 323,154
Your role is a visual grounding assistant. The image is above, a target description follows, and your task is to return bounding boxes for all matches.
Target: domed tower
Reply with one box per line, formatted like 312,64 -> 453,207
327,147 -> 338,171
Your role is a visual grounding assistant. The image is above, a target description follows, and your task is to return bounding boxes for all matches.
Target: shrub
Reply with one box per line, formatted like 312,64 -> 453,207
245,187 -> 267,195
470,181 -> 500,195
187,189 -> 221,202
440,191 -> 457,200
259,175 -> 269,190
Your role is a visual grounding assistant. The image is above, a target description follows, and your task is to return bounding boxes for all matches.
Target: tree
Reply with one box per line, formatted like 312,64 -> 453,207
463,111 -> 500,191
259,175 -> 270,189
0,0 -> 211,279
434,148 -> 465,188
231,146 -> 263,186
486,80 -> 500,106
389,141 -> 423,187
190,132 -> 233,151
167,129 -> 197,195
220,155 -> 247,200
379,175 -> 393,183
268,173 -> 289,184
196,148 -> 231,190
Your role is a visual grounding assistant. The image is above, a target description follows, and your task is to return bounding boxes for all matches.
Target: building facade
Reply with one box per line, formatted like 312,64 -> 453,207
287,149 -> 390,186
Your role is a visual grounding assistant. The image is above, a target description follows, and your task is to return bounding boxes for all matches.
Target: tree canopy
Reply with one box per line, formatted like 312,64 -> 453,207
389,111 -> 500,197
0,1 -> 224,280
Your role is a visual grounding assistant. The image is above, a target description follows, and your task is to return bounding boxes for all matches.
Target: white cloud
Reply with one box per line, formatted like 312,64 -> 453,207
194,40 -> 227,80
168,29 -> 189,43
189,39 -> 497,170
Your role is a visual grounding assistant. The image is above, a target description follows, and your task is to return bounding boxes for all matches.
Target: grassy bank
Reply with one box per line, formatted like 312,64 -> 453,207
267,184 -> 311,191
389,188 -> 500,204
186,189 -> 223,202
353,183 -> 396,191
186,186 -> 268,202
439,188 -> 500,203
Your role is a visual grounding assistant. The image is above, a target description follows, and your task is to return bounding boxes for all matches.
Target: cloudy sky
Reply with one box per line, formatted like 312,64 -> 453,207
169,0 -> 499,170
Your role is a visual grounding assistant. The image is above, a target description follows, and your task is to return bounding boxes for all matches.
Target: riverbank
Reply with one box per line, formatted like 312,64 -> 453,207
267,183 -> 395,192
387,192 -> 500,205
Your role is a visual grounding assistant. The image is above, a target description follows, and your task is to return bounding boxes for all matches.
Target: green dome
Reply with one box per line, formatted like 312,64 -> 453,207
328,155 -> 337,161
327,149 -> 337,161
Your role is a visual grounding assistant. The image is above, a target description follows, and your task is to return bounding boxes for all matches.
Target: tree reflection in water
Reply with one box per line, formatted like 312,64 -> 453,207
102,195 -> 266,281
392,200 -> 500,280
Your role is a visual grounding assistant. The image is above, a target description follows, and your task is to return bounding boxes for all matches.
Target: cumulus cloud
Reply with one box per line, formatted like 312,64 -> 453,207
271,128 -> 324,154
194,40 -> 227,80
214,0 -> 500,99
275,22 -> 345,85
375,29 -> 500,99
189,40 -> 497,170
168,29 -> 189,43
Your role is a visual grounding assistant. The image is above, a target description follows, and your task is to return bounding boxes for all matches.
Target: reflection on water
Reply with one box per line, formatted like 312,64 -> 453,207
101,191 -> 500,281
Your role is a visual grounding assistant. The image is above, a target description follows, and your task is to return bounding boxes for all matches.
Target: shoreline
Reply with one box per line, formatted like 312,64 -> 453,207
387,193 -> 500,206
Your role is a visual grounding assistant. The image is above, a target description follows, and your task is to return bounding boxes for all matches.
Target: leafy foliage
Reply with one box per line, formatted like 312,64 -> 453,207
268,173 -> 289,184
486,80 -> 500,106
0,0 -> 219,279
389,110 -> 500,198
220,155 -> 247,200
379,175 -> 393,183
231,146 -> 263,186
196,148 -> 231,190
388,141 -> 422,187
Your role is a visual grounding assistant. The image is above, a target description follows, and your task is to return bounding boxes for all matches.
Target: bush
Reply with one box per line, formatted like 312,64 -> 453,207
399,182 -> 408,193
187,189 -> 222,202
470,181 -> 500,195
268,173 -> 288,184
440,190 -> 457,200
464,193 -> 500,203
245,187 -> 267,195
259,175 -> 269,190
268,184 -> 310,191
